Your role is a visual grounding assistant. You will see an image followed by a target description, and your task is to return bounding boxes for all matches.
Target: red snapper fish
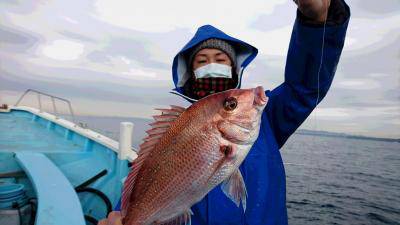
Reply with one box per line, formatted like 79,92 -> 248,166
122,86 -> 268,225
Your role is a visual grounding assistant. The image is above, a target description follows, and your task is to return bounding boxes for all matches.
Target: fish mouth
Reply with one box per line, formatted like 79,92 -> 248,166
229,120 -> 258,131
221,121 -> 261,145
253,86 -> 268,110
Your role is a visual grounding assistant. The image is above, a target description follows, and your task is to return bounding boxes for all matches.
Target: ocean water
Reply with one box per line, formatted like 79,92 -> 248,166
282,134 -> 400,225
74,115 -> 151,148
75,115 -> 400,224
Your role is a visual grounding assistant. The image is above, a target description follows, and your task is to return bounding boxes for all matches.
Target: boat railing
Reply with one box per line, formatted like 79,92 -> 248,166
14,89 -> 76,124
12,89 -> 138,157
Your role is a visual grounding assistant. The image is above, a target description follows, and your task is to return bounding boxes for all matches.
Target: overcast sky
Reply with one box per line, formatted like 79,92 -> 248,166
0,0 -> 399,138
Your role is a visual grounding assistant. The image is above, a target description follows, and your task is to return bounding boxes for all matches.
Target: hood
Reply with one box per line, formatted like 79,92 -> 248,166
171,24 -> 258,102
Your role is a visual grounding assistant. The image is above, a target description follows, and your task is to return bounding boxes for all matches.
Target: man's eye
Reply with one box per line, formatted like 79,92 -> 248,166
197,60 -> 206,64
217,59 -> 226,62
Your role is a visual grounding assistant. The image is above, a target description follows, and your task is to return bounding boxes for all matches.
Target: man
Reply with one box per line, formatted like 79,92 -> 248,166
100,0 -> 350,224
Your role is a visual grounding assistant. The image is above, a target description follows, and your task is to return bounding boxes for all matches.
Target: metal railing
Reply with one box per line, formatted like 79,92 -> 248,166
15,89 -> 76,124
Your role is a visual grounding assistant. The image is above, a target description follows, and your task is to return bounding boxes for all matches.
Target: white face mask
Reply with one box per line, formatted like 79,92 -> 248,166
193,63 -> 232,79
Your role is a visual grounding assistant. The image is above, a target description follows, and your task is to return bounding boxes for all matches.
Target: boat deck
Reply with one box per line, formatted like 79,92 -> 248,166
0,110 -> 85,152
0,107 -> 135,224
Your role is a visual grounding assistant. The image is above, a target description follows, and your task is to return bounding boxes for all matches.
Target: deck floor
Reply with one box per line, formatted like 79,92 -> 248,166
0,110 -> 84,152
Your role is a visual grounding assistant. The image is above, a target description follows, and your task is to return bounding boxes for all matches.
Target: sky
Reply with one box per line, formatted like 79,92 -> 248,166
0,0 -> 399,138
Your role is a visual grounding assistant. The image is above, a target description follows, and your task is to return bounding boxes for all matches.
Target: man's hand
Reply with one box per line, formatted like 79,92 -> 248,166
98,211 -> 123,225
294,0 -> 331,23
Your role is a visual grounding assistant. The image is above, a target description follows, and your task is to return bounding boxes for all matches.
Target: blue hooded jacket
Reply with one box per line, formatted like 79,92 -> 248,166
116,2 -> 350,224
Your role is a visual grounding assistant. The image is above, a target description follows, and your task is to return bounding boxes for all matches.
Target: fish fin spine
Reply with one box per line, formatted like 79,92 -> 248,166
122,105 -> 185,217
169,105 -> 186,113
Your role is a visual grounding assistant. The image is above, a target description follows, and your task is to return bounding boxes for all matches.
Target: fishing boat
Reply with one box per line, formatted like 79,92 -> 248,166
0,89 -> 138,225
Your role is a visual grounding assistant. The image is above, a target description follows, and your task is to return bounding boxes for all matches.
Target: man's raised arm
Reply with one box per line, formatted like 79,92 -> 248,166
265,0 -> 350,148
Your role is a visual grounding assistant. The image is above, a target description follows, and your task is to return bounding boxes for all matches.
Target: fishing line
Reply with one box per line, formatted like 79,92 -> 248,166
306,0 -> 328,197
313,1 -> 328,134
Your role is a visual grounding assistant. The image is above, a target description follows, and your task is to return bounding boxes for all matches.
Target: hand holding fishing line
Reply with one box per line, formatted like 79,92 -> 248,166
294,0 -> 331,22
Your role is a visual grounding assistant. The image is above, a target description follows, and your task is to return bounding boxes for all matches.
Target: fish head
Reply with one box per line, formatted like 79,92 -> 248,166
198,86 -> 268,148
195,86 -> 268,186
211,86 -> 268,145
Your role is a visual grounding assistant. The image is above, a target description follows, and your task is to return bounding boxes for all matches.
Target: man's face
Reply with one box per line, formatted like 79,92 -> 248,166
192,48 -> 232,70
189,48 -> 236,99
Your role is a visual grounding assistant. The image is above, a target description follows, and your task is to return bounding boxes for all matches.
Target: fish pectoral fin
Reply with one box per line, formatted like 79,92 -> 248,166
221,169 -> 248,212
156,209 -> 193,225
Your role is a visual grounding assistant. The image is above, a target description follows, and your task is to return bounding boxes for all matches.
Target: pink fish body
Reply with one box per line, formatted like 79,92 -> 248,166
122,86 -> 268,225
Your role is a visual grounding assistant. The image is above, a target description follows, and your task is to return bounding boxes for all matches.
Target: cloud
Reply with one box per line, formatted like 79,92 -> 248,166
86,37 -> 169,70
304,106 -> 400,138
312,107 -> 351,119
122,68 -> 158,79
250,0 -> 295,32
0,1 -> 39,14
0,25 -> 41,53
313,106 -> 399,119
0,26 -> 33,44
59,30 -> 96,42
344,14 -> 400,52
241,55 -> 285,90
92,0 -> 295,56
93,0 -> 288,33
350,0 -> 400,16
0,0 -> 399,138
40,39 -> 85,61
336,79 -> 381,90
0,67 -> 173,105
329,35 -> 400,110
62,16 -> 79,24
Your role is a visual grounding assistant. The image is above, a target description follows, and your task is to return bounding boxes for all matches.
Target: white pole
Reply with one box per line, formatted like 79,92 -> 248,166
119,122 -> 133,160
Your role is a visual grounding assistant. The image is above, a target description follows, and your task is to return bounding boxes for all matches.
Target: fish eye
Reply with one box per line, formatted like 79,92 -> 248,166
223,97 -> 237,111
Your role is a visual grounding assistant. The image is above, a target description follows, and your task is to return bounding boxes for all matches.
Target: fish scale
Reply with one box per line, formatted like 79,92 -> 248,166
122,86 -> 268,225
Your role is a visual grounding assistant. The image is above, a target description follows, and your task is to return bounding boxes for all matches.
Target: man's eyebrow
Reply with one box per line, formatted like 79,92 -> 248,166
195,51 -> 225,58
195,53 -> 207,57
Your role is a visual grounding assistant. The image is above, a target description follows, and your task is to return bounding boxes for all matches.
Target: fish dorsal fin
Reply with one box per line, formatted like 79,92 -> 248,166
170,105 -> 186,113
121,105 -> 185,217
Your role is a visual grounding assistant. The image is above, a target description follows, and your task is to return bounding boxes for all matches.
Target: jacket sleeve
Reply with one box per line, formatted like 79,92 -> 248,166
265,0 -> 350,148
